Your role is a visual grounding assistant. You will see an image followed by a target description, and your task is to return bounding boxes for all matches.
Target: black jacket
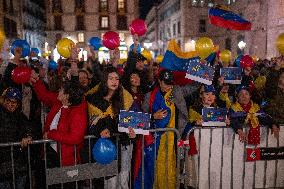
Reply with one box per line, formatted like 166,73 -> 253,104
0,105 -> 32,180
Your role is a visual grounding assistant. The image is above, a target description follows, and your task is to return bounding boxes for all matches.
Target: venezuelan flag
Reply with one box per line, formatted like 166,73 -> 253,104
134,87 -> 176,189
209,5 -> 252,31
160,40 -> 199,85
160,40 -> 218,85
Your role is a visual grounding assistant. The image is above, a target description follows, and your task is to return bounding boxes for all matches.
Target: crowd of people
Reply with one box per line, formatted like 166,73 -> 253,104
0,39 -> 283,189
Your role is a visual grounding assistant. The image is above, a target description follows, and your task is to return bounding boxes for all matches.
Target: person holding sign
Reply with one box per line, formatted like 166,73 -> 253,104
86,66 -> 135,189
230,86 -> 279,144
188,85 -> 230,127
134,70 -> 199,189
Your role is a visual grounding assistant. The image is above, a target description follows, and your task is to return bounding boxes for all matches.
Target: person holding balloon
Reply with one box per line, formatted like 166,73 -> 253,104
86,66 -> 136,189
0,46 -> 24,93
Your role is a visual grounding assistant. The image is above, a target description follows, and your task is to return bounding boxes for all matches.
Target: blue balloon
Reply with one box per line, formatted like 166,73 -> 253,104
89,37 -> 102,50
31,48 -> 40,55
235,55 -> 244,67
11,39 -> 31,57
130,43 -> 141,53
92,138 -> 117,165
49,60 -> 58,70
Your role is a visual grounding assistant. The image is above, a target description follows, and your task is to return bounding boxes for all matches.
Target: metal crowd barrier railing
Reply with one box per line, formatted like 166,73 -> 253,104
0,128 -> 182,189
182,124 -> 284,189
0,125 -> 283,189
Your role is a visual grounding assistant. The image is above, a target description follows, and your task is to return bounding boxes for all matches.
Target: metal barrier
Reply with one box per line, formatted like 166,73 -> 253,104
182,125 -> 284,189
0,128 -> 182,189
1,126 -> 282,189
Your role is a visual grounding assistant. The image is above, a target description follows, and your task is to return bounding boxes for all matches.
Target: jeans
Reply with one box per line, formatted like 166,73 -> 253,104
0,176 -> 27,189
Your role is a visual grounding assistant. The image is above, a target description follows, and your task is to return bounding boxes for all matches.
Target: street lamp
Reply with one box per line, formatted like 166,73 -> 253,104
238,40 -> 246,50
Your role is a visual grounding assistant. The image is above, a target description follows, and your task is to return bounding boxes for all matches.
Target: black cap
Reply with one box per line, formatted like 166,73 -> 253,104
159,69 -> 174,85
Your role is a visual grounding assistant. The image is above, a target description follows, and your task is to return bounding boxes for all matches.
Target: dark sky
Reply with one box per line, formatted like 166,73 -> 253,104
139,0 -> 161,19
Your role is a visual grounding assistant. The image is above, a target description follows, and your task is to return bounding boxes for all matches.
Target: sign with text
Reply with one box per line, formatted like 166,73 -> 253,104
118,110 -> 151,135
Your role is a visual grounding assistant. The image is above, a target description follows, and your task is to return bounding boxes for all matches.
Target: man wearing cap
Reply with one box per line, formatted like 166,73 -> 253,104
0,87 -> 33,188
133,69 -> 199,189
230,86 -> 279,144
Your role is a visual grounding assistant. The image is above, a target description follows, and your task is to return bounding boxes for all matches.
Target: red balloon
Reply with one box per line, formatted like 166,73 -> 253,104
11,66 -> 32,84
102,31 -> 120,50
240,55 -> 254,68
129,19 -> 147,36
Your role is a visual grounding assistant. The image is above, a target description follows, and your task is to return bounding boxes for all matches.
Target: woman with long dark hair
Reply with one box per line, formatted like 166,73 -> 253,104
86,66 -> 135,189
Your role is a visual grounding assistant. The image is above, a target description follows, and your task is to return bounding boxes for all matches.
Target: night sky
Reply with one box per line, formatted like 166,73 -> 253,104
139,0 -> 161,19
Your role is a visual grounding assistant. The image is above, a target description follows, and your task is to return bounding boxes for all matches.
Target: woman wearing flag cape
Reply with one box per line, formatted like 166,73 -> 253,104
133,69 -> 199,189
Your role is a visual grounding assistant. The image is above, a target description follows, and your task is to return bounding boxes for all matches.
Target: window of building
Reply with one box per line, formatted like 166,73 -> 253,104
9,0 -> 14,14
75,0 -> 85,11
101,16 -> 109,28
3,0 -> 8,12
76,15 -> 85,30
118,0 -> 125,10
100,0 -> 108,11
117,15 -> 127,30
78,33 -> 85,42
52,0 -> 62,12
54,15 -> 63,30
177,21 -> 181,34
4,16 -> 17,38
225,38 -> 232,50
199,19 -> 206,33
173,23 -> 176,36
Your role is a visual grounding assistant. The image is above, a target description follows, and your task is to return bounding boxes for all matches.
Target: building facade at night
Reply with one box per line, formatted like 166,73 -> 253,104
22,0 -> 46,49
143,0 -> 284,59
0,0 -> 46,50
0,0 -> 23,40
45,0 -> 139,61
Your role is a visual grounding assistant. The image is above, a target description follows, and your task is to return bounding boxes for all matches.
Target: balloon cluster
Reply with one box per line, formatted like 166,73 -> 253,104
102,31 -> 120,50
57,38 -> 75,58
92,138 -> 117,165
235,55 -> 254,68
11,67 -> 32,84
195,37 -> 214,60
89,37 -> 102,50
129,19 -> 147,36
276,33 -> 284,55
11,39 -> 31,57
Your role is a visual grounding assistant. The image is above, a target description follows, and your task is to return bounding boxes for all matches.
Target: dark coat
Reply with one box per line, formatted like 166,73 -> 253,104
0,105 -> 32,180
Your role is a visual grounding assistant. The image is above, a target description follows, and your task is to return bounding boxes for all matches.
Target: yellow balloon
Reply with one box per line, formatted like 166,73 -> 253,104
195,37 -> 214,59
276,33 -> 284,55
252,55 -> 259,63
141,49 -> 152,61
254,76 -> 266,90
119,58 -> 127,65
156,55 -> 163,63
57,38 -> 75,58
0,27 -> 5,50
220,49 -> 231,64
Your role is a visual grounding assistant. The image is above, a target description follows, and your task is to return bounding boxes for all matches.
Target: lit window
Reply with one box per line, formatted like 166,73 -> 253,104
101,16 -> 109,28
78,33 -> 84,42
118,0 -> 125,10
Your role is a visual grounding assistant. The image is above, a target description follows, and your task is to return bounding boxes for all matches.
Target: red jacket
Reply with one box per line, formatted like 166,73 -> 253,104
33,80 -> 87,166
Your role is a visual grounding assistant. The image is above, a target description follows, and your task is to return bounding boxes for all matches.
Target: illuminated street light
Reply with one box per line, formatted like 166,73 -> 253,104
238,40 -> 246,50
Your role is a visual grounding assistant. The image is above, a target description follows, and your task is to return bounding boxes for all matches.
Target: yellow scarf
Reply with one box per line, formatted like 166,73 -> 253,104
188,108 -> 202,123
219,92 -> 232,109
231,101 -> 260,128
87,84 -> 133,126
